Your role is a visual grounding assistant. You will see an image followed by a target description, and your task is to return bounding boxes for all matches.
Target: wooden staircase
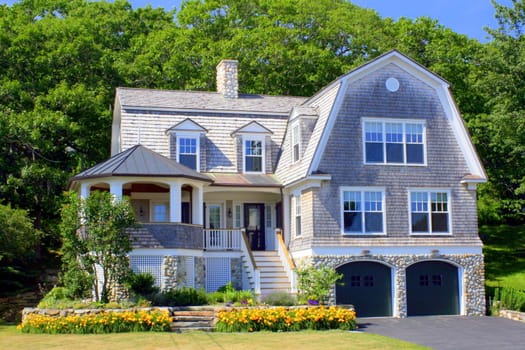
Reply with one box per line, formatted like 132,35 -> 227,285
170,307 -> 215,332
252,250 -> 292,297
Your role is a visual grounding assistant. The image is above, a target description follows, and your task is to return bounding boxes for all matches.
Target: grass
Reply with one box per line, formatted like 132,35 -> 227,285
0,325 -> 427,350
481,224 -> 525,290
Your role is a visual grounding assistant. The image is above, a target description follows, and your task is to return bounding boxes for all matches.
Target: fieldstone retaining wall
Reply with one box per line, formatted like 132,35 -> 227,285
297,253 -> 485,317
499,309 -> 525,323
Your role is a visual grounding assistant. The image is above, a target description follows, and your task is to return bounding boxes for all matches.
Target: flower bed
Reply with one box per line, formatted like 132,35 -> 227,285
216,306 -> 357,332
18,309 -> 172,334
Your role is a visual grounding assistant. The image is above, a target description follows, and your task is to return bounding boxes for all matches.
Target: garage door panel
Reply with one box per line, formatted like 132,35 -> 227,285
407,261 -> 459,316
336,262 -> 392,317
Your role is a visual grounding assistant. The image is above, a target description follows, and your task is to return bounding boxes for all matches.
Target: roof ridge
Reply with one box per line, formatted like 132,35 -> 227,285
112,144 -> 141,173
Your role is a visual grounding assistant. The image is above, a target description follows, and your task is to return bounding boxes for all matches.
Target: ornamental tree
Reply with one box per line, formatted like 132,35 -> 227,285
59,191 -> 136,302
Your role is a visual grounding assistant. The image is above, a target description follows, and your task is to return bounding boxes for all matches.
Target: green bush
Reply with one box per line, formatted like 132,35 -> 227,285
153,287 -> 208,306
37,287 -> 74,308
296,265 -> 343,305
208,283 -> 255,305
263,292 -> 296,306
491,287 -> 525,314
125,272 -> 159,300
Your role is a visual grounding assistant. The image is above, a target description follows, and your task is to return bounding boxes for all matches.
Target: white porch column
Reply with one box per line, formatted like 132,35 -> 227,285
109,180 -> 124,200
80,182 -> 90,200
169,181 -> 182,223
282,191 -> 291,245
192,184 -> 204,225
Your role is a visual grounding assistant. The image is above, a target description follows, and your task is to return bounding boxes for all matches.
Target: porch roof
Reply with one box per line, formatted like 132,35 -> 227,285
70,144 -> 211,183
204,172 -> 282,187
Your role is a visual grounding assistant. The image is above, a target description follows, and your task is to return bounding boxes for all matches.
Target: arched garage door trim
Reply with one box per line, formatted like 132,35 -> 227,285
335,260 -> 396,317
406,259 -> 464,316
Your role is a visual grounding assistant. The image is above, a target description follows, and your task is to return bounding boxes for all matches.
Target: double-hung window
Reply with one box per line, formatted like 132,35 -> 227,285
341,188 -> 385,234
294,195 -> 302,236
410,190 -> 450,234
244,138 -> 264,173
291,124 -> 300,163
364,119 -> 425,165
178,136 -> 198,170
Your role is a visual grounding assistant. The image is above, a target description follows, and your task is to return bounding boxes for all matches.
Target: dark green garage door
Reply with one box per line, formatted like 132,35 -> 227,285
336,262 -> 392,317
406,261 -> 459,316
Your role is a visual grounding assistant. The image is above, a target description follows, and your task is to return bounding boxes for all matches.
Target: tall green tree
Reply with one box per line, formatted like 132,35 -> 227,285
60,191 -> 136,302
468,0 -> 525,223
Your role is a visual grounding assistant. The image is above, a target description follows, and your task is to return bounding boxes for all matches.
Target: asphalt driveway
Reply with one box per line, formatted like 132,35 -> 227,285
358,316 -> 525,350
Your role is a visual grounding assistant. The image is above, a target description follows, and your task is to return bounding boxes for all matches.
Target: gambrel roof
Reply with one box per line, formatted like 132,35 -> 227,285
276,50 -> 487,187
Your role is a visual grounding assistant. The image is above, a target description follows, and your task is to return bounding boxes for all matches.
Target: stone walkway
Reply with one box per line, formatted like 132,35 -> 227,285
358,316 -> 525,350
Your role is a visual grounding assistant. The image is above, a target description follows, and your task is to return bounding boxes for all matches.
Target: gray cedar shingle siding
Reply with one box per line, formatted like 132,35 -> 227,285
120,112 -> 290,173
290,64 -> 481,249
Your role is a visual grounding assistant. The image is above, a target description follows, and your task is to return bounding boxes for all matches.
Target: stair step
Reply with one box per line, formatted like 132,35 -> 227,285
172,311 -> 214,317
172,321 -> 213,328
172,315 -> 215,322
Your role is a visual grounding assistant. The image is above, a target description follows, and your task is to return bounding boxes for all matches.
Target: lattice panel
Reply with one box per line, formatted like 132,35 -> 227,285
206,257 -> 231,292
130,255 -> 163,287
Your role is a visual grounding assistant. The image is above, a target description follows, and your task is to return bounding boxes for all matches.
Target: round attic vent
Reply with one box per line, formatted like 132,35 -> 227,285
385,77 -> 400,92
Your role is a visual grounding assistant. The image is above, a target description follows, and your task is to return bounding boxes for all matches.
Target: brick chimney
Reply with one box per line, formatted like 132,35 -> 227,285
216,59 -> 238,99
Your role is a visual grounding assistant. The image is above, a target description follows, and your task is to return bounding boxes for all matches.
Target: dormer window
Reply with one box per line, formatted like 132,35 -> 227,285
291,124 -> 300,163
165,118 -> 208,172
244,137 -> 264,173
178,136 -> 198,170
231,121 -> 273,174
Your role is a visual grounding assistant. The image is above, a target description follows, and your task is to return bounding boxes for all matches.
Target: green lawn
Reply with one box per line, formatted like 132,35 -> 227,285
481,225 -> 525,290
0,326 -> 427,350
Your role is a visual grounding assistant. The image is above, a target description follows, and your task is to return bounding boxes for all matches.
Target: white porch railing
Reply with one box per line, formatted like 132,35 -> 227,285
240,228 -> 261,295
203,228 -> 242,250
275,228 -> 297,293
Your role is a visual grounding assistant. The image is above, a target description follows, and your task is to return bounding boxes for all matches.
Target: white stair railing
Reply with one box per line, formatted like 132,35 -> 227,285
203,229 -> 241,250
240,228 -> 261,295
275,228 -> 297,293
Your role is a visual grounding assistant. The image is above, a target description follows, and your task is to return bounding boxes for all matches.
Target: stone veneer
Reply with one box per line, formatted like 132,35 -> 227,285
231,258 -> 242,290
296,253 -> 485,317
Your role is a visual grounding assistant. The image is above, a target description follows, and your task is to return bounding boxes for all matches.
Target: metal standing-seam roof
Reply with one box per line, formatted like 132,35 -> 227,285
70,144 -> 211,182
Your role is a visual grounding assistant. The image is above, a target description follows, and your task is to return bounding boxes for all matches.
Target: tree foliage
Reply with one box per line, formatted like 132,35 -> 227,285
0,0 -> 524,288
60,191 -> 136,302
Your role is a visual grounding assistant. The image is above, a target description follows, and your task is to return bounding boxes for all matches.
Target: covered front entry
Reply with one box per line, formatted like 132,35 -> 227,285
406,261 -> 460,316
336,261 -> 392,317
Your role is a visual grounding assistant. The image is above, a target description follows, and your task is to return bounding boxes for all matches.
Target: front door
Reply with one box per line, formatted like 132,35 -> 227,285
244,203 -> 265,250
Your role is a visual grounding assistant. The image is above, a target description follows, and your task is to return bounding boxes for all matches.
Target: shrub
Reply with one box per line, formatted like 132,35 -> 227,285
208,283 -> 255,305
296,265 -> 343,305
491,287 -> 525,314
263,292 -> 296,306
125,272 -> 159,301
37,287 -> 74,309
153,287 -> 208,306
216,306 -> 356,332
18,309 -> 171,334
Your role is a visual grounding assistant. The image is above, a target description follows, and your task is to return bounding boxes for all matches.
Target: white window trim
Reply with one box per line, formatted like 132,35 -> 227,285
408,188 -> 452,235
176,132 -> 201,172
340,186 -> 386,235
242,134 -> 266,173
291,122 -> 301,163
362,118 -> 427,166
292,195 -> 302,237
233,202 -> 243,229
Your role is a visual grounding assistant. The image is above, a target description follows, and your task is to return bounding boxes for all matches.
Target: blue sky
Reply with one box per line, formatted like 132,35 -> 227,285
0,0 -> 514,42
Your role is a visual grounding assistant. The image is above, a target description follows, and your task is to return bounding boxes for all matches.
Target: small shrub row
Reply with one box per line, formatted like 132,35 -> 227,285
18,309 -> 172,334
216,306 -> 357,332
153,287 -> 208,306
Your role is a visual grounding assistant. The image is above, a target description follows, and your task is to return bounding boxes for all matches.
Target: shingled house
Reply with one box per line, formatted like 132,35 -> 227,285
70,51 -> 487,317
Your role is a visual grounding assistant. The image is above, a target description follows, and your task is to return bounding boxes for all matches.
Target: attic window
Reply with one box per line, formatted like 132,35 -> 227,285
291,124 -> 300,163
178,136 -> 198,170
244,137 -> 264,173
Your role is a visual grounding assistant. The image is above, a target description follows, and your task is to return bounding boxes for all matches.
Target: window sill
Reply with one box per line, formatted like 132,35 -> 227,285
341,232 -> 387,236
409,233 -> 452,236
363,162 -> 427,167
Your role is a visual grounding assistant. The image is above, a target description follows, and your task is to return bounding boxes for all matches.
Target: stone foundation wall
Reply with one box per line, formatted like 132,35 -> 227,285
298,253 -> 485,317
195,257 -> 206,290
231,258 -> 242,290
